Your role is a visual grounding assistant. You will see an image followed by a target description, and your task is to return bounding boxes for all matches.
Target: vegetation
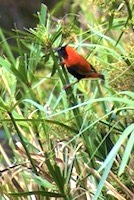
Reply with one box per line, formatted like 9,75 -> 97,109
0,1 -> 134,199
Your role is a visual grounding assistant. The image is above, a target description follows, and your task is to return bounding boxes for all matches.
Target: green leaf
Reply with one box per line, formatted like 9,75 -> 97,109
33,175 -> 55,189
0,97 -> 7,111
98,123 -> 134,172
50,96 -> 134,118
23,99 -> 47,112
118,128 -> 134,176
45,153 -> 65,195
9,191 -> 65,197
0,57 -> 11,68
0,57 -> 28,83
0,28 -> 15,64
50,49 -> 58,76
39,3 -> 48,26
46,119 -> 78,134
93,124 -> 134,200
93,158 -> 114,200
119,91 -> 134,99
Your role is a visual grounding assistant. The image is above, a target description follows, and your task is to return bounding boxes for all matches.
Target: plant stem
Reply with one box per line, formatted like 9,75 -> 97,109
8,112 -> 38,175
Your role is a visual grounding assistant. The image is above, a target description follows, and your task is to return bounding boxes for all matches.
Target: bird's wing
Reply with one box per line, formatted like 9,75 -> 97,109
76,64 -> 96,76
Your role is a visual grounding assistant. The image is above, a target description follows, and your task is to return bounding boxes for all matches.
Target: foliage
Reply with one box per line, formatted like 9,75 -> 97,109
0,1 -> 134,200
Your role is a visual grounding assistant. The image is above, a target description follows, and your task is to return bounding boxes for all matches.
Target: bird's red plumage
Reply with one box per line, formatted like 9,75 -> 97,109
57,45 -> 104,81
63,46 -> 91,70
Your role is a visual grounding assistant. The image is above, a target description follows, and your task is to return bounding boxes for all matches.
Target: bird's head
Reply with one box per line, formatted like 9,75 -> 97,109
54,45 -> 68,59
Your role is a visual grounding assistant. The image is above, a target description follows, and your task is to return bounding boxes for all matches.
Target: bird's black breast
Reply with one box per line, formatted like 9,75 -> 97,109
67,66 -> 86,81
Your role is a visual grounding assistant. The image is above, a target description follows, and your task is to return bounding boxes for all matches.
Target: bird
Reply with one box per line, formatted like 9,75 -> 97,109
55,45 -> 105,89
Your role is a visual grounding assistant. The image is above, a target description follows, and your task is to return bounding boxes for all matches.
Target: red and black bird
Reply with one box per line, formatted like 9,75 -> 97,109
56,45 -> 104,88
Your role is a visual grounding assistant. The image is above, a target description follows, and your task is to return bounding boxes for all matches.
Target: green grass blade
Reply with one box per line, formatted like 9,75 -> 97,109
99,123 -> 134,172
93,158 -> 114,200
118,129 -> 134,176
39,3 -> 48,26
9,191 -> 65,197
0,28 -> 15,64
33,175 -> 56,189
93,124 -> 134,199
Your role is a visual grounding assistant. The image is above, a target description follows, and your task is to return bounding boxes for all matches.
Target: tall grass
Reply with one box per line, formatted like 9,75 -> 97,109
0,1 -> 134,200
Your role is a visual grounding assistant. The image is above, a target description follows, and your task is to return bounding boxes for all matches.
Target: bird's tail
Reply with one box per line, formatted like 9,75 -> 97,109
87,73 -> 105,80
98,73 -> 105,80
